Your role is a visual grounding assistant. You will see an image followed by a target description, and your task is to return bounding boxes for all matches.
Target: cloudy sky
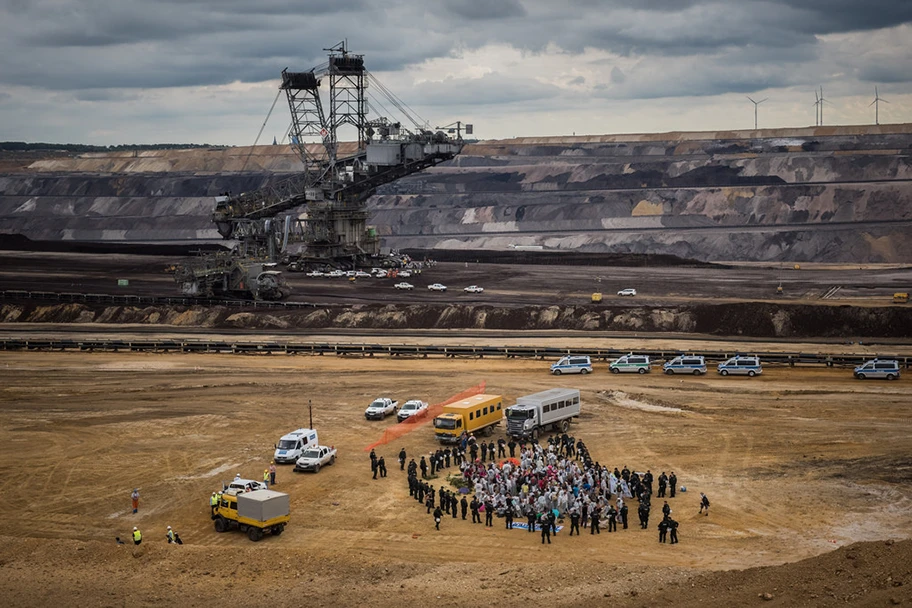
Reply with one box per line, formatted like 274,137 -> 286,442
1,0 -> 911,145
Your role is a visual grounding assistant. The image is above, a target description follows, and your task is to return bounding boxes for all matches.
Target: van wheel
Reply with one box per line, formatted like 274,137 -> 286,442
611,368 -> 619,374
638,368 -> 647,374
748,370 -> 756,377
247,527 -> 263,542
720,370 -> 729,376
560,420 -> 570,433
553,369 -> 562,375
857,373 -> 866,380
886,373 -> 896,381
694,369 -> 702,376
214,517 -> 227,533
581,369 -> 589,375
665,369 -> 674,375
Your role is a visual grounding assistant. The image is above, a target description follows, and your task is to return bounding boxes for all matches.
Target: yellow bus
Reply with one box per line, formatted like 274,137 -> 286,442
433,394 -> 503,443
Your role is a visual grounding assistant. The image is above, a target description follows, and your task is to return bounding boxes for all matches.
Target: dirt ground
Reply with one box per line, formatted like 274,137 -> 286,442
1,350 -> 911,607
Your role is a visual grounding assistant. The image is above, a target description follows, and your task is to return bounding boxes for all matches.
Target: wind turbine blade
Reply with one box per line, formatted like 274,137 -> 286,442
747,96 -> 756,104
759,98 -> 768,104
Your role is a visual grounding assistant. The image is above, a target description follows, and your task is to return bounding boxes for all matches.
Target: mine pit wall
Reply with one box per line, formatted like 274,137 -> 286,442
1,127 -> 911,262
2,300 -> 911,339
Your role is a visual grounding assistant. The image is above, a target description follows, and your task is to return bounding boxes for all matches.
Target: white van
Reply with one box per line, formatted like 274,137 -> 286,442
609,353 -> 651,374
273,428 -> 319,464
550,355 -> 593,375
853,359 -> 901,380
717,355 -> 762,377
663,355 -> 707,375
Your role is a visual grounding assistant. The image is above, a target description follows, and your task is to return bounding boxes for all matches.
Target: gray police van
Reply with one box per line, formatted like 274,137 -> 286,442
609,353 -> 651,374
550,355 -> 593,375
717,355 -> 762,377
853,359 -> 901,380
663,355 -> 707,375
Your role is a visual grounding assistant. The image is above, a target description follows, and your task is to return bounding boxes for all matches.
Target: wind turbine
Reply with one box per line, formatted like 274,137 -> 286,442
812,89 -> 821,126
747,96 -> 768,130
871,86 -> 889,125
817,86 -> 833,126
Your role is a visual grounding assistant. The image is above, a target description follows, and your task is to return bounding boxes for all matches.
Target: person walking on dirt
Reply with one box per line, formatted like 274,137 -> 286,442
497,438 -> 506,459
480,442 -> 488,463
658,519 -> 668,543
372,454 -> 379,480
470,496 -> 481,523
606,505 -> 618,532
657,472 -> 668,498
638,501 -> 650,529
669,472 -> 677,498
484,499 -> 494,527
699,492 -> 710,516
131,489 -> 140,514
132,527 -> 142,545
433,506 -> 442,530
620,503 -> 629,529
419,456 -> 428,479
263,469 -> 270,488
540,511 -> 552,544
460,495 -> 468,520
210,492 -> 218,517
399,448 -> 407,471
589,504 -> 601,535
662,501 -> 671,520
166,526 -> 175,543
269,463 -> 276,486
508,438 -> 517,458
669,518 -> 679,544
378,456 -> 387,478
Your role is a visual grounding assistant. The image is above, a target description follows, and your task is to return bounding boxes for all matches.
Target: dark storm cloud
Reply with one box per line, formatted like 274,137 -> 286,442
440,0 -> 526,20
0,0 -> 910,96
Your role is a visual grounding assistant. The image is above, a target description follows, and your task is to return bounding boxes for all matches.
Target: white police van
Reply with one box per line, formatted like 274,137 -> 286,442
717,355 -> 762,377
609,353 -> 651,374
853,359 -> 901,380
550,355 -> 592,375
663,355 -> 707,375
273,428 -> 319,464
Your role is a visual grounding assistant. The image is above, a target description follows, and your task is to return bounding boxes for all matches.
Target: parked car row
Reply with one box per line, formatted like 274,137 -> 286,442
392,282 -> 485,293
363,397 -> 430,421
549,354 -> 902,380
303,268 -> 413,279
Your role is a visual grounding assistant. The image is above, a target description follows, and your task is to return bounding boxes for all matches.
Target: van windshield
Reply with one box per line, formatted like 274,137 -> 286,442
507,408 -> 534,420
277,440 -> 297,450
434,418 -> 458,430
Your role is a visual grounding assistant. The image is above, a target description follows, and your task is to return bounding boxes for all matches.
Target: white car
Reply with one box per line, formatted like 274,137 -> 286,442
354,271 -> 371,278
398,270 -> 412,278
394,282 -> 414,290
463,285 -> 484,294
327,270 -> 344,278
397,400 -> 429,422
428,283 -> 447,292
294,446 -> 337,473
345,270 -> 357,277
617,288 -> 637,297
305,270 -> 323,277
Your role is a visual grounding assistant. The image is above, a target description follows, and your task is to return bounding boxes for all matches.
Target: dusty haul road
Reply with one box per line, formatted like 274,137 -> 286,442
0,351 -> 911,607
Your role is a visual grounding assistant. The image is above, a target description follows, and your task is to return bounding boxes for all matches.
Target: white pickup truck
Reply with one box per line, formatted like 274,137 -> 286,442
364,397 -> 398,420
293,446 -> 337,473
397,399 -> 429,423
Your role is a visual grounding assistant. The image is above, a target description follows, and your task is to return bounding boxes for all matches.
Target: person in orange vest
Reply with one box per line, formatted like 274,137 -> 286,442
131,489 -> 140,514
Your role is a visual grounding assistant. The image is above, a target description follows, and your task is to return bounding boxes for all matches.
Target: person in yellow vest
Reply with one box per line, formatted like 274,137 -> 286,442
210,492 -> 218,517
166,526 -> 175,543
263,469 -> 270,489
132,526 -> 142,545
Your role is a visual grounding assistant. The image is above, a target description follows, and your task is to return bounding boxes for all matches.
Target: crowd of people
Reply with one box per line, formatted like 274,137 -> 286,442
401,432 -> 692,544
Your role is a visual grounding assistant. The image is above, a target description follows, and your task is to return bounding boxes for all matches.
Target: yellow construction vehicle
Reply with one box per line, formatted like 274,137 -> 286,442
212,489 -> 290,541
591,292 -> 603,303
894,293 -> 909,304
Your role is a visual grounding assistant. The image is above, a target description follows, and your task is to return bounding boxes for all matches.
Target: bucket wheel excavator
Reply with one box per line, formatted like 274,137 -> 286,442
175,42 -> 463,300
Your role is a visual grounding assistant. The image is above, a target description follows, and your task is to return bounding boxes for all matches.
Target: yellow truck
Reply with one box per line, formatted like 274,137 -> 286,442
894,293 -> 909,304
433,394 -> 503,443
212,489 -> 290,541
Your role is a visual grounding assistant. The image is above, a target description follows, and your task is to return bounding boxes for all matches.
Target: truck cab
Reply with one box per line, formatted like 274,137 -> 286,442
273,428 -> 319,464
433,394 -> 503,443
